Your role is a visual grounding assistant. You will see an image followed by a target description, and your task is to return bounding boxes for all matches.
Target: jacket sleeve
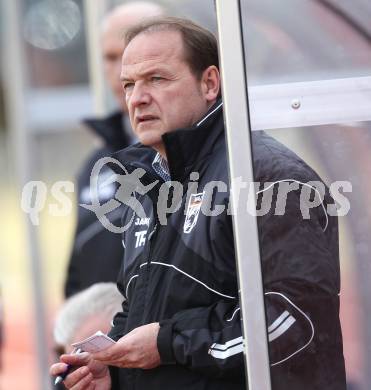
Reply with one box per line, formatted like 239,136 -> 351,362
156,294 -> 325,379
64,183 -> 85,298
64,168 -> 89,298
259,183 -> 345,387
64,249 -> 82,298
157,184 -> 343,381
157,300 -> 244,378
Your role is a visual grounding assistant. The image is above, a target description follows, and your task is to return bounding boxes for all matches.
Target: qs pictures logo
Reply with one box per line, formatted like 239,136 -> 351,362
80,157 -> 158,233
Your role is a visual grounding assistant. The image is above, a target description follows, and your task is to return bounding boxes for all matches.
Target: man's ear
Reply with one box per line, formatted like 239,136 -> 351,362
201,65 -> 220,102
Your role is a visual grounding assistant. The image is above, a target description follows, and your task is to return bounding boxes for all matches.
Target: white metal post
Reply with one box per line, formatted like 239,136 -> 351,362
83,0 -> 109,116
215,1 -> 272,389
2,0 -> 50,389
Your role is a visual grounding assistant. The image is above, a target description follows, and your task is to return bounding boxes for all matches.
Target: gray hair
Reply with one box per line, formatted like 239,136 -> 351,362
53,283 -> 123,347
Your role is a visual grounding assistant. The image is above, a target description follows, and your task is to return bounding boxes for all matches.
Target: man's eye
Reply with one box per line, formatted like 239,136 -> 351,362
151,76 -> 163,82
104,54 -> 118,63
123,83 -> 134,91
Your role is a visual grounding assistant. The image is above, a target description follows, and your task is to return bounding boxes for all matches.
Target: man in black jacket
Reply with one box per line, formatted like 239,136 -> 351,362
52,17 -> 346,389
64,2 -> 164,297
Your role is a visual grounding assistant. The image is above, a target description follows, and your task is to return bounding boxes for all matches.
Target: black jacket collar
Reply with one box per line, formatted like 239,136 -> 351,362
113,99 -> 224,182
83,111 -> 131,150
163,100 -> 223,182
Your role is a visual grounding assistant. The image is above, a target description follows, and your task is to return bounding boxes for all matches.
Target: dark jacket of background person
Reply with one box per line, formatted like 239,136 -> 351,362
108,102 -> 346,390
64,111 -> 131,298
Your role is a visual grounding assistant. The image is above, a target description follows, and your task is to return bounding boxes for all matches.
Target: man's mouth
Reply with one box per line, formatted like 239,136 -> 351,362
137,115 -> 158,124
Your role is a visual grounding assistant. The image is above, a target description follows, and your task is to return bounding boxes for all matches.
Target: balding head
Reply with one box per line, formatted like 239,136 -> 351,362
102,2 -> 165,35
101,2 -> 165,111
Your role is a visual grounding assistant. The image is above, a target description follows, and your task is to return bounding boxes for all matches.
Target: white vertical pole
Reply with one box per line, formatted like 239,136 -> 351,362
83,0 -> 109,116
2,0 -> 51,389
215,1 -> 272,389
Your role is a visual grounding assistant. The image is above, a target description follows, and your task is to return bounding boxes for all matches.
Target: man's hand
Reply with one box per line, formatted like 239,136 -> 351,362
50,351 -> 111,390
92,322 -> 161,369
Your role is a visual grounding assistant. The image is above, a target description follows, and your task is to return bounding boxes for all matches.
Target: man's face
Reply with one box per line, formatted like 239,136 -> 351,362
121,30 -> 217,152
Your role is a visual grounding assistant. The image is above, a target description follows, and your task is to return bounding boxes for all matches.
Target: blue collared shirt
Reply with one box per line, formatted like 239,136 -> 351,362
152,153 -> 171,182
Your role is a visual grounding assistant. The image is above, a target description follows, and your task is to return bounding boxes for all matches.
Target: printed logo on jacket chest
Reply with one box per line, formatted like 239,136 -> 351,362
184,192 -> 204,234
134,217 -> 150,248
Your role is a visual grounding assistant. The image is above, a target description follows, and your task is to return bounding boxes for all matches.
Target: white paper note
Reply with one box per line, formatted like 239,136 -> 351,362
71,330 -> 116,353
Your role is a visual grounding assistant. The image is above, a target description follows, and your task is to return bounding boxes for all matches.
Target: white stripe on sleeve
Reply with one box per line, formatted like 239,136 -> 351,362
268,315 -> 296,342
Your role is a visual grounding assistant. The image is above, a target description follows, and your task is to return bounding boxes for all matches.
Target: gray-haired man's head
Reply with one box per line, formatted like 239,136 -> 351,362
53,283 -> 123,354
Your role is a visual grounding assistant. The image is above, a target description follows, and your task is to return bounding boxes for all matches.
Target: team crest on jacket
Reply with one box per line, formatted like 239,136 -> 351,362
184,192 -> 204,234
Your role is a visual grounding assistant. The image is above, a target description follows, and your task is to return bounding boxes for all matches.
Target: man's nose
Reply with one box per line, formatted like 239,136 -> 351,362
129,82 -> 151,107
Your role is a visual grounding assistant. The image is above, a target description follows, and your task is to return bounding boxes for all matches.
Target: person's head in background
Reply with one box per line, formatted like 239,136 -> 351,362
101,1 -> 165,112
53,283 -> 122,355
